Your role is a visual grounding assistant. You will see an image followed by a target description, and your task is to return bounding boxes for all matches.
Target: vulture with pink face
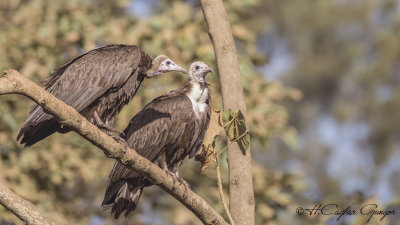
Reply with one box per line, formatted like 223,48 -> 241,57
17,44 -> 186,147
102,62 -> 213,219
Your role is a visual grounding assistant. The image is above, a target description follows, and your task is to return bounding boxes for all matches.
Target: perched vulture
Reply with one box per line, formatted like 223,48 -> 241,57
17,44 -> 186,147
102,62 -> 212,219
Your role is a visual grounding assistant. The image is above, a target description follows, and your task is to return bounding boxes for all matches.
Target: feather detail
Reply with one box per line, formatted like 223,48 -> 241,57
102,63 -> 212,218
17,45 -> 152,147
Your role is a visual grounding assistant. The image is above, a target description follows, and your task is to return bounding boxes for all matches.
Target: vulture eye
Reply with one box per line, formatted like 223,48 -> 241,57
166,61 -> 171,66
195,65 -> 200,70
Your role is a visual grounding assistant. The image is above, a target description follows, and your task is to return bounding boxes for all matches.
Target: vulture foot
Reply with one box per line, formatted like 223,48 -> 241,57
164,170 -> 178,191
164,170 -> 190,197
93,111 -> 123,135
177,177 -> 190,199
107,132 -> 128,147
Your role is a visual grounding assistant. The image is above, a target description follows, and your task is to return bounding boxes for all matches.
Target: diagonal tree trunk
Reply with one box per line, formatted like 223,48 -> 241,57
200,1 -> 255,225
0,182 -> 56,225
0,69 -> 228,225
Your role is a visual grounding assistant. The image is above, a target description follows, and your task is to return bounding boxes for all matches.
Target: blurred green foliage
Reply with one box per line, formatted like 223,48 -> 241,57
257,1 -> 400,224
2,0 -> 399,225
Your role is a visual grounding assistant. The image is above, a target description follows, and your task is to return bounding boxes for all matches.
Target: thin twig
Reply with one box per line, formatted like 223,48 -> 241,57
223,116 -> 236,128
217,130 -> 249,157
214,151 -> 236,225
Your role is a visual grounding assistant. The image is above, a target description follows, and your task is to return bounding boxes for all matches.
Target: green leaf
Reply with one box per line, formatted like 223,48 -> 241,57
227,120 -> 236,140
222,109 -> 232,124
236,110 -> 247,137
221,109 -> 251,154
238,132 -> 250,155
234,110 -> 250,154
222,109 -> 235,140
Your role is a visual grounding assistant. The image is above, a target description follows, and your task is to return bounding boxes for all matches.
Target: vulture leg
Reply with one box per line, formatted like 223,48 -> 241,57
173,167 -> 190,197
93,112 -> 127,146
110,134 -> 128,147
163,169 -> 190,197
164,170 -> 178,191
93,111 -> 122,134
164,168 -> 190,198
177,177 -> 190,199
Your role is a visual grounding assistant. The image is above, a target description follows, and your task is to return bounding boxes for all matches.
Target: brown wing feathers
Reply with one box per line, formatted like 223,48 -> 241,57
102,91 -> 199,218
16,47 -> 210,219
102,73 -> 212,218
17,45 -> 146,146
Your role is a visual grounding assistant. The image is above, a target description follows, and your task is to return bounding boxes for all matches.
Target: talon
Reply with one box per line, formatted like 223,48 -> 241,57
177,178 -> 190,198
183,191 -> 187,199
119,138 -> 128,147
106,132 -> 128,147
123,141 -> 129,153
164,170 -> 180,191
120,131 -> 126,139
171,177 -> 177,191
93,111 -> 123,135
171,175 -> 177,187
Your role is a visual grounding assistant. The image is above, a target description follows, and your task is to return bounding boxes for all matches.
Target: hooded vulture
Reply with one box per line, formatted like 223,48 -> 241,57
17,44 -> 186,147
102,62 -> 213,219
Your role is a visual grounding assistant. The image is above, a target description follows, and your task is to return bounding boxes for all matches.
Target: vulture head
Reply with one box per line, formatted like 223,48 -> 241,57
147,55 -> 187,77
189,62 -> 213,83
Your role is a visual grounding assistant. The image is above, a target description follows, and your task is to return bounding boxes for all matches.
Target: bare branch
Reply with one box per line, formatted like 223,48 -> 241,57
214,153 -> 236,225
0,69 -> 228,225
200,1 -> 255,224
0,182 -> 56,225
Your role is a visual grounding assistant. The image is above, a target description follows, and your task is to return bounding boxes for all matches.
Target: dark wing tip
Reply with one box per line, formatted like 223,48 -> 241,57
111,198 -> 137,219
16,127 -> 31,148
16,127 -> 35,147
16,127 -> 27,142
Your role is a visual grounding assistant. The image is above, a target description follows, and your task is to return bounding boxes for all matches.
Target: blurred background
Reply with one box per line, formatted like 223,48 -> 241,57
1,0 -> 400,224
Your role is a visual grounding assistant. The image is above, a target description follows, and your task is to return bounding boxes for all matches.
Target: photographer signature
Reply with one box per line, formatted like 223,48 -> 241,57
296,203 -> 397,222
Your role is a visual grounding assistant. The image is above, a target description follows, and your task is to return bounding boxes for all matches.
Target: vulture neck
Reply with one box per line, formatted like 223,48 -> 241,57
145,55 -> 167,78
145,63 -> 159,77
185,81 -> 209,118
138,51 -> 155,77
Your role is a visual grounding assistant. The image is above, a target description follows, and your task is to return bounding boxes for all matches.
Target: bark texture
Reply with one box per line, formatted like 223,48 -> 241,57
0,69 -> 228,225
200,1 -> 255,224
0,182 -> 56,225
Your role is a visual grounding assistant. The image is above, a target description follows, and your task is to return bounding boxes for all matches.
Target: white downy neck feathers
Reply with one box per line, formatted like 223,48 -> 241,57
186,82 -> 208,118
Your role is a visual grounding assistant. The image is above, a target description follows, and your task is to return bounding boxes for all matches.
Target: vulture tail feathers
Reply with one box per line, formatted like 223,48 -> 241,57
17,120 -> 61,147
102,179 -> 144,219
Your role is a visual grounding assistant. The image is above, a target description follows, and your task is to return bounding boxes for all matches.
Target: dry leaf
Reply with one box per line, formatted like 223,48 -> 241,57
195,109 -> 223,172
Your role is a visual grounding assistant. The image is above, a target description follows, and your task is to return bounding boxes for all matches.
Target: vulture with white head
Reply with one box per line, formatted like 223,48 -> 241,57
17,44 -> 186,147
102,62 -> 213,219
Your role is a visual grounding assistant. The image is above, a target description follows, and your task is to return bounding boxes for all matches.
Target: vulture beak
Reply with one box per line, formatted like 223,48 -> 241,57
205,66 -> 213,75
172,64 -> 187,74
198,66 -> 213,82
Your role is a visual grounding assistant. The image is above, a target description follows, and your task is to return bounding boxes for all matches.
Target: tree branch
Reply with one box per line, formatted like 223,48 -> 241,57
0,69 -> 228,225
0,182 -> 56,225
200,1 -> 255,225
214,152 -> 235,225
